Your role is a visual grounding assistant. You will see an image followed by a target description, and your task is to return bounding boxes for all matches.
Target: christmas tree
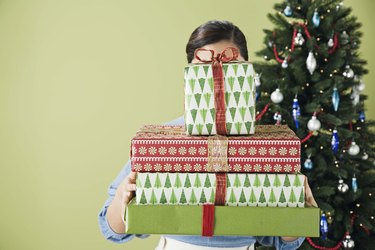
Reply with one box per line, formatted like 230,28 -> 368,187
254,0 -> 375,248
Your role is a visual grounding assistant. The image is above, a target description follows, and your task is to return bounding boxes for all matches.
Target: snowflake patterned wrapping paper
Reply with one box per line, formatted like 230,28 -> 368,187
184,62 -> 256,135
131,125 -> 301,173
136,172 -> 305,207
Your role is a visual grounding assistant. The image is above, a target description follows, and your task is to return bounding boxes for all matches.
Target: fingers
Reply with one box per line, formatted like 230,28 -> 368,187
125,173 -> 137,191
128,171 -> 137,182
304,177 -> 318,208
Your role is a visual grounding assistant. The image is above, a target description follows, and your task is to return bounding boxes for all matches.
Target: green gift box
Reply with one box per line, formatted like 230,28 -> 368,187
125,199 -> 320,237
136,172 -> 305,207
184,62 -> 256,135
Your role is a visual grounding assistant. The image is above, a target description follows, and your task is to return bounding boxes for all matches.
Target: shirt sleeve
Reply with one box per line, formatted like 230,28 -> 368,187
256,236 -> 305,250
98,160 -> 150,243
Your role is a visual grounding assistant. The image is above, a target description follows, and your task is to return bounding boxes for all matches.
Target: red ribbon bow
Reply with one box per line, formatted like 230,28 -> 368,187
194,47 -> 239,135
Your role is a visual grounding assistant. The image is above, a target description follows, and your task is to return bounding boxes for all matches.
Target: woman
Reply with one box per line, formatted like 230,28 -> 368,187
98,20 -> 316,250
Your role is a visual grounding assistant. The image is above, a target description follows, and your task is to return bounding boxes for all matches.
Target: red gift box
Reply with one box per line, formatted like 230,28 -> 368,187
131,125 -> 301,173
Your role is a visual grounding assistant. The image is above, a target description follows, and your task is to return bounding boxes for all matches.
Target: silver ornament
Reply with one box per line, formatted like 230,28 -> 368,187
306,51 -> 317,75
362,152 -> 368,160
338,179 -> 349,193
307,115 -> 321,131
270,88 -> 284,103
328,38 -> 334,47
342,234 -> 355,249
254,73 -> 261,87
354,80 -> 365,92
343,65 -> 354,78
294,32 -> 305,46
348,141 -> 360,156
281,59 -> 289,68
350,89 -> 360,106
341,31 -> 349,44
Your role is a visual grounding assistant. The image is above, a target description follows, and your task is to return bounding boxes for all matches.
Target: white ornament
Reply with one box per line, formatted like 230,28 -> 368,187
342,234 -> 355,249
338,179 -> 349,193
307,115 -> 321,131
281,59 -> 289,68
270,88 -> 284,104
306,51 -> 317,75
343,65 -> 354,78
362,152 -> 369,160
350,89 -> 360,106
354,80 -> 365,92
294,32 -> 305,46
348,141 -> 360,156
328,38 -> 334,47
254,73 -> 261,87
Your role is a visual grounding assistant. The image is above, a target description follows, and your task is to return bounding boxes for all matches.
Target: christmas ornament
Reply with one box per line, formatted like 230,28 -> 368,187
341,31 -> 349,44
320,212 -> 328,240
283,4 -> 293,17
270,88 -> 284,103
350,89 -> 360,106
307,114 -> 321,131
294,31 -> 305,46
348,141 -> 360,156
292,97 -> 301,128
306,51 -> 317,75
331,129 -> 339,154
254,73 -> 261,101
281,59 -> 289,68
362,152 -> 368,160
332,87 -> 340,111
328,38 -> 334,47
338,178 -> 349,193
312,9 -> 321,27
273,112 -> 282,125
343,65 -> 354,78
354,79 -> 366,92
359,111 -> 365,122
304,155 -> 313,170
352,174 -> 358,193
342,234 -> 355,249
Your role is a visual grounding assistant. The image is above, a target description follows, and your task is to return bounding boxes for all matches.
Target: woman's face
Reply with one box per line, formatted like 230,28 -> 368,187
191,40 -> 245,63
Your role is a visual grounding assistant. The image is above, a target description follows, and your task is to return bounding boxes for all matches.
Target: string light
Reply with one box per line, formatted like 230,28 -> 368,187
369,193 -> 372,196
320,146 -> 324,150
356,203 -> 360,207
320,90 -> 323,93
306,83 -> 310,86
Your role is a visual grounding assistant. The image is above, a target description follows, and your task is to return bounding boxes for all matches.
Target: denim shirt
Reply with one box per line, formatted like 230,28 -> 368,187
98,116 -> 305,249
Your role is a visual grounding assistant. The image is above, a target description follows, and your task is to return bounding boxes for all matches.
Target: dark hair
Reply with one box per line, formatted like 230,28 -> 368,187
186,20 -> 248,63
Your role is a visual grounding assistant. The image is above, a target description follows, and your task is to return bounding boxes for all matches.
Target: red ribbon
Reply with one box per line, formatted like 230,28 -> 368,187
202,204 -> 215,237
214,173 -> 227,205
194,47 -> 239,135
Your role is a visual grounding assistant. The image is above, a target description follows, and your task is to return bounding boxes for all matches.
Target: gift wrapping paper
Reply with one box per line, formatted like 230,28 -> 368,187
131,125 -> 301,173
136,172 -> 305,207
184,62 -> 256,135
125,199 -> 320,237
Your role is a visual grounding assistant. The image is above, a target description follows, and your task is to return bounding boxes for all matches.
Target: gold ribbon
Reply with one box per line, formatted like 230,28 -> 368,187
207,135 -> 229,172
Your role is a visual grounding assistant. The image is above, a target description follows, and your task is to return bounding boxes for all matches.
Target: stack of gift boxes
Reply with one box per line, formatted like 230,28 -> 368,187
125,49 -> 319,237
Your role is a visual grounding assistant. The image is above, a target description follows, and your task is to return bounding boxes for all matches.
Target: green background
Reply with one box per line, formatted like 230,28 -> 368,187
0,0 -> 373,249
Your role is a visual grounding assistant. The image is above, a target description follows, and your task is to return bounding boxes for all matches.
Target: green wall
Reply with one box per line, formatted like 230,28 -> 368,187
0,0 -> 374,249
